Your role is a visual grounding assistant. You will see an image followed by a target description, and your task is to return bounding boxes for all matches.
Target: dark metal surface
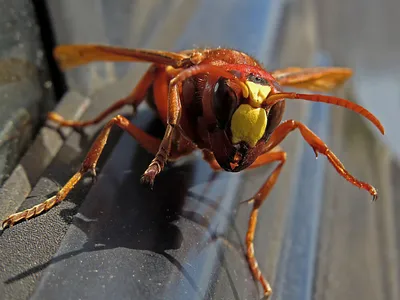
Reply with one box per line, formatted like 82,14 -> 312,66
0,0 -> 399,300
0,0 -> 55,185
0,92 -> 90,225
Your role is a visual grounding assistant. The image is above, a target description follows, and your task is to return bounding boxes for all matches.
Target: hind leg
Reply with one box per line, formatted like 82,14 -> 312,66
48,65 -> 157,128
1,115 -> 161,230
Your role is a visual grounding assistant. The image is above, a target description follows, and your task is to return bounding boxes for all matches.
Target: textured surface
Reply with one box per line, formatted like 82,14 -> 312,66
0,92 -> 90,222
0,0 -> 399,300
0,0 -> 55,185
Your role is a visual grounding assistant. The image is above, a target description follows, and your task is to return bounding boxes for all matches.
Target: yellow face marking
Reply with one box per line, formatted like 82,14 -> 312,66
238,81 -> 249,98
246,81 -> 272,107
231,104 -> 267,147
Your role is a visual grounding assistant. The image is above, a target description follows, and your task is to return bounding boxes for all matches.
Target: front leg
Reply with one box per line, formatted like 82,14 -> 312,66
264,120 -> 378,199
141,64 -> 242,186
140,83 -> 181,187
1,115 -> 162,231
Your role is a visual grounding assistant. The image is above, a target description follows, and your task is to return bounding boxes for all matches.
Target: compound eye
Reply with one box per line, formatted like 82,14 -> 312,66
247,73 -> 268,85
212,78 -> 238,129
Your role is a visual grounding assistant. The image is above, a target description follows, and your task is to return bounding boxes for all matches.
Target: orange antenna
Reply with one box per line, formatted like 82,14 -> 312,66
267,92 -> 385,134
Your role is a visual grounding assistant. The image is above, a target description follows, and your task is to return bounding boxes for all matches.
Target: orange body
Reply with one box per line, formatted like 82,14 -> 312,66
149,49 -> 267,156
147,48 -> 291,172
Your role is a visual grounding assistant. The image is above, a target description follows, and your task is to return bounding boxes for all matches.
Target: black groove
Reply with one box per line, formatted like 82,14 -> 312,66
31,0 -> 67,101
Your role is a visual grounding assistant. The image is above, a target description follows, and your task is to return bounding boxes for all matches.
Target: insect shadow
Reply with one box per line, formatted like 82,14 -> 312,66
4,114 -> 254,299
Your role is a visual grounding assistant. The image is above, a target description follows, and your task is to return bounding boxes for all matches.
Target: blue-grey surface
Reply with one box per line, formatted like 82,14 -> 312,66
0,0 -> 399,300
273,84 -> 330,299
